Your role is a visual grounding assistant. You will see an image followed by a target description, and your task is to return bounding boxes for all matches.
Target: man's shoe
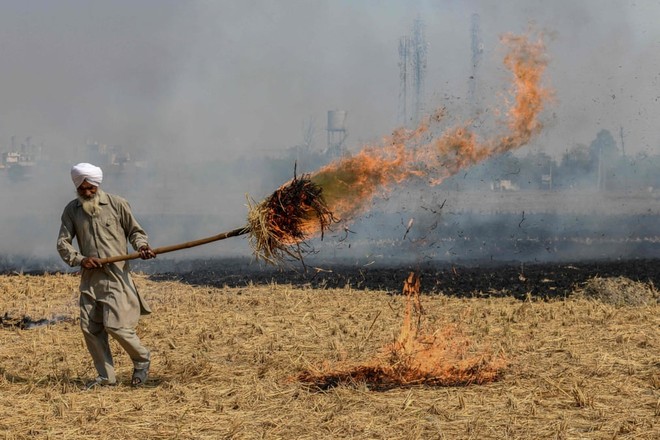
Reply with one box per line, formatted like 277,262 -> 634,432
85,376 -> 117,390
131,362 -> 150,387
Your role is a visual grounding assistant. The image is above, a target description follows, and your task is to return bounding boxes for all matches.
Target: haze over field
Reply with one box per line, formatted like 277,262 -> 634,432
1,1 -> 660,265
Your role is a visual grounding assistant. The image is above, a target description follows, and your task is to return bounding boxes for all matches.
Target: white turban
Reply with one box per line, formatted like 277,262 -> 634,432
71,163 -> 103,188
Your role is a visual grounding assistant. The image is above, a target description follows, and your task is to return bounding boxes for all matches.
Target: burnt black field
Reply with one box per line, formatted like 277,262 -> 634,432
137,256 -> 660,300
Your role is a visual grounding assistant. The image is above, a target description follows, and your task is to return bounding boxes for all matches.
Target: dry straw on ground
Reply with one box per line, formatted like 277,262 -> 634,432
575,276 -> 659,307
0,272 -> 658,439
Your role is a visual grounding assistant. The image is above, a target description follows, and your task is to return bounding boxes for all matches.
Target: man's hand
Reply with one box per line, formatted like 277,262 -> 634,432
81,257 -> 103,269
139,245 -> 156,260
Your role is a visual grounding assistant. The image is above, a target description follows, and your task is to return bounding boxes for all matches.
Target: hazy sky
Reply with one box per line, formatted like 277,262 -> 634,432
1,0 -> 659,163
2,0 -> 660,262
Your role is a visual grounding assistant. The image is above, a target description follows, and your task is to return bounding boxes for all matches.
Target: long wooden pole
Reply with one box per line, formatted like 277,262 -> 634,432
98,226 -> 250,264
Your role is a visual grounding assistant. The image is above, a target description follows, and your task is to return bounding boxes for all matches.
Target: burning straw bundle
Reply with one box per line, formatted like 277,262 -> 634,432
99,173 -> 335,265
247,173 -> 336,263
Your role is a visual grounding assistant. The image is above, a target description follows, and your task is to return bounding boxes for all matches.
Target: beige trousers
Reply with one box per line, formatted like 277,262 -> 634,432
79,293 -> 150,383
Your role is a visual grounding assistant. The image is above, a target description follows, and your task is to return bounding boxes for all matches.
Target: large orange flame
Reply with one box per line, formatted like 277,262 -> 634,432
310,31 -> 549,230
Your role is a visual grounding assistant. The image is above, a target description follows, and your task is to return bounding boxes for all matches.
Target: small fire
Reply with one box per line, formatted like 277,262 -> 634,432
297,272 -> 507,390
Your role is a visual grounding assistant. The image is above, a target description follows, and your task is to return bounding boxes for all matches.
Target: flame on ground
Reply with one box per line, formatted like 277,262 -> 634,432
297,272 -> 508,390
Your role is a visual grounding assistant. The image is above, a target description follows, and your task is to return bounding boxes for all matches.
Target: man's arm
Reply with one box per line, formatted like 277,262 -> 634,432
120,200 -> 156,259
56,211 -> 85,267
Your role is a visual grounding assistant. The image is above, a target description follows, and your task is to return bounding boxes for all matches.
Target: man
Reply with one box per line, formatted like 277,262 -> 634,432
57,162 -> 156,388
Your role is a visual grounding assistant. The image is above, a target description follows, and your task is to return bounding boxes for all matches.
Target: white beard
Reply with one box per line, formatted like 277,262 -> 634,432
78,190 -> 102,217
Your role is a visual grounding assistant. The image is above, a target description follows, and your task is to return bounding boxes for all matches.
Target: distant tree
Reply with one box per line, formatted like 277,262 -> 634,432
588,129 -> 619,189
561,143 -> 591,171
512,151 -> 556,190
556,143 -> 593,189
621,152 -> 660,191
588,129 -> 619,164
441,151 -> 522,191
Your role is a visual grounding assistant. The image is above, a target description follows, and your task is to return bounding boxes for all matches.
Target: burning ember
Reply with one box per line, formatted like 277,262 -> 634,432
246,31 -> 549,261
297,272 -> 508,390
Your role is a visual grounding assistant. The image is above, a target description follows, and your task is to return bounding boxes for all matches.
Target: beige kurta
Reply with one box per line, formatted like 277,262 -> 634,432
57,190 -> 152,328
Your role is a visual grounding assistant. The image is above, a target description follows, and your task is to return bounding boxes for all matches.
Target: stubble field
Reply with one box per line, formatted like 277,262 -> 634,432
0,264 -> 658,439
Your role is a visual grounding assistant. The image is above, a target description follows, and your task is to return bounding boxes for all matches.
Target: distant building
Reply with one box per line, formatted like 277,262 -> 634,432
1,137 -> 41,181
492,179 -> 518,192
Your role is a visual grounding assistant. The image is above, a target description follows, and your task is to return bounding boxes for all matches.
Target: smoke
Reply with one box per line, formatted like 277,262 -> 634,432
1,1 -> 659,269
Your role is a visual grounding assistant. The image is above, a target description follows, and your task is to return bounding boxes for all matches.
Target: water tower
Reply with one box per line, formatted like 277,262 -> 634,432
326,110 -> 348,157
